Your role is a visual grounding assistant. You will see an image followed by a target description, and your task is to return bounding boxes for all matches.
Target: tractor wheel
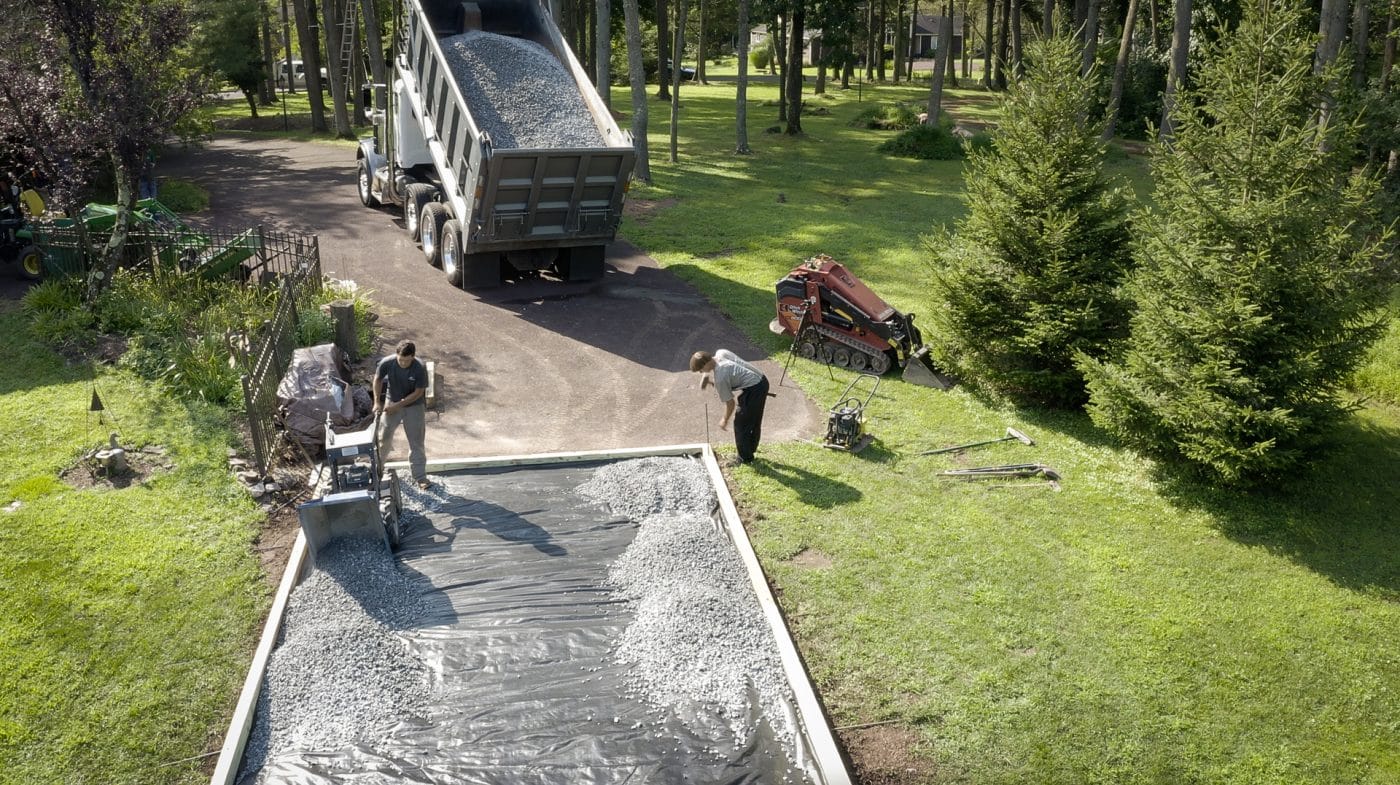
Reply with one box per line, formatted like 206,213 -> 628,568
403,183 -> 434,242
869,351 -> 892,375
830,346 -> 852,368
441,219 -> 465,286
17,245 -> 43,280
795,331 -> 820,360
357,158 -> 380,207
849,351 -> 869,372
420,202 -> 450,267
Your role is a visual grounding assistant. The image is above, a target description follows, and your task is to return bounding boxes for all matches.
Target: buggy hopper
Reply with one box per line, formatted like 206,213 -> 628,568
771,255 -> 954,388
296,415 -> 403,563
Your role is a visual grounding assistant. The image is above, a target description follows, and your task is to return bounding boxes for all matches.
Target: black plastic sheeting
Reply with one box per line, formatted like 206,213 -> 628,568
244,461 -> 821,784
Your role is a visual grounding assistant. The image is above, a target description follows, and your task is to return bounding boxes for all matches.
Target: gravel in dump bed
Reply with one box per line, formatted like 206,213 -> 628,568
238,537 -> 430,783
577,456 -> 716,522
607,512 -> 799,754
440,31 -> 604,149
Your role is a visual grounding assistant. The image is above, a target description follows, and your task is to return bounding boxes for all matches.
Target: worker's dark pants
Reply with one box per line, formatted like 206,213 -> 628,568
735,376 -> 769,463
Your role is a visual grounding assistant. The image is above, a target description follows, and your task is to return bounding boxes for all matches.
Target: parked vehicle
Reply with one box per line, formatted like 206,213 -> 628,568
276,59 -> 330,89
355,0 -> 635,288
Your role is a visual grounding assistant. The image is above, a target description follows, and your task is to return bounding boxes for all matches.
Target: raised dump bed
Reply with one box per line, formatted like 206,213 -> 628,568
211,445 -> 851,785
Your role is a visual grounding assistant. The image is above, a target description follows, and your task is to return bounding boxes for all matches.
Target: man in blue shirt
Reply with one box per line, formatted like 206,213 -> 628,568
374,340 -> 431,489
690,349 -> 770,464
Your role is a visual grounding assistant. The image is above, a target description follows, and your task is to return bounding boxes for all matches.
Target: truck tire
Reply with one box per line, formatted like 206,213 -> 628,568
441,219 -> 464,286
17,245 -> 43,280
420,202 -> 450,267
356,158 -> 380,207
403,183 -> 434,242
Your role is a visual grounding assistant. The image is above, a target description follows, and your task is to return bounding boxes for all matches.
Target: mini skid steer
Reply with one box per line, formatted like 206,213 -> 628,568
771,255 -> 954,389
296,413 -> 404,564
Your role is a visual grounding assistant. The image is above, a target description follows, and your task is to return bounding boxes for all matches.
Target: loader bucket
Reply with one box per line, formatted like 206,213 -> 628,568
902,347 -> 956,390
296,490 -> 389,564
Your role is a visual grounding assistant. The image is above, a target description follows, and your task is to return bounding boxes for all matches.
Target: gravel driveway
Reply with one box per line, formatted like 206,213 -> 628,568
161,136 -> 819,460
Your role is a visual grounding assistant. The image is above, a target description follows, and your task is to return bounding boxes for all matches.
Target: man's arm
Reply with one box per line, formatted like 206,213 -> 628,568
720,398 -> 736,429
372,372 -> 385,412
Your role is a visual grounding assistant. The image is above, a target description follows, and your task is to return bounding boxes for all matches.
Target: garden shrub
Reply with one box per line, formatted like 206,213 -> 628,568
1080,0 -> 1394,485
878,122 -> 965,160
850,102 -> 920,130
930,34 -> 1133,408
156,179 -> 209,213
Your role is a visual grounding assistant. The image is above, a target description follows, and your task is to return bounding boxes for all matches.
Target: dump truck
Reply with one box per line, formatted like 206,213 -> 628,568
356,0 -> 635,288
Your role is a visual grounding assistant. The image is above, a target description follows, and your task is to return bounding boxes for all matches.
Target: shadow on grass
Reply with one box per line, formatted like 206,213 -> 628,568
1155,412 -> 1400,600
752,456 -> 862,509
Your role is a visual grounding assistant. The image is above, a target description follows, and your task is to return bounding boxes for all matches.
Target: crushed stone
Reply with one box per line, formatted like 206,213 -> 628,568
576,456 -> 716,522
440,31 -> 604,149
238,537 -> 430,783
606,510 -> 800,756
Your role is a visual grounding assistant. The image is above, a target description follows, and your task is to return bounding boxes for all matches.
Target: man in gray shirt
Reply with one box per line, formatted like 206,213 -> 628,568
690,349 -> 770,464
374,340 -> 431,489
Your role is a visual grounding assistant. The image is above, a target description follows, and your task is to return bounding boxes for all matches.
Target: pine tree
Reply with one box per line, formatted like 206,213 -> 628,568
931,34 -> 1133,407
1079,0 -> 1393,485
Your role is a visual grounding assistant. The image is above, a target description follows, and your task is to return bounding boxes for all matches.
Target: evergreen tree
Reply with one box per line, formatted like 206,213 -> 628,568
1079,0 -> 1394,485
931,33 -> 1133,407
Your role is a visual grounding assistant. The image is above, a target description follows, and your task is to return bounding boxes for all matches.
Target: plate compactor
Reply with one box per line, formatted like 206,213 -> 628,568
296,414 -> 403,564
771,254 -> 954,389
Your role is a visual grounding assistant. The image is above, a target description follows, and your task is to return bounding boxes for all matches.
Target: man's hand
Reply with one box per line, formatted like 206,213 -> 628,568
700,375 -> 712,390
719,417 -> 730,431
373,402 -> 384,414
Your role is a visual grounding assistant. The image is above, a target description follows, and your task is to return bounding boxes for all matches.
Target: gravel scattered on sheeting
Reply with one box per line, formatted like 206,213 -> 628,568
238,537 -> 430,783
607,511 -> 800,755
440,31 -> 604,149
577,456 -> 716,522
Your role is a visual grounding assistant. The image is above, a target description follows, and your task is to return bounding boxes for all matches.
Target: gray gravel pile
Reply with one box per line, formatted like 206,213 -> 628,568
577,457 -> 716,522
440,31 -> 604,149
607,512 -> 800,755
238,537 -> 430,782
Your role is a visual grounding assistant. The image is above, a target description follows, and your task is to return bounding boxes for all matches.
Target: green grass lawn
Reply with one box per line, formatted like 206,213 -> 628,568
618,79 -> 1400,783
0,303 -> 266,785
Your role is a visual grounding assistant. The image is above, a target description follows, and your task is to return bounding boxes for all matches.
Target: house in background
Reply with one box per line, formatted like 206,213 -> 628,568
908,14 -> 963,59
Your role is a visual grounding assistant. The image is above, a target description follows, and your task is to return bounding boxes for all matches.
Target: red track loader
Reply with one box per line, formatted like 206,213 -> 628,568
770,255 -> 953,389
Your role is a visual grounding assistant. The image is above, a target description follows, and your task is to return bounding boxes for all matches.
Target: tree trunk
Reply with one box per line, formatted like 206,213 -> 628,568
623,0 -> 651,180
866,1 -> 877,79
292,0 -> 328,131
817,56 -> 828,93
1148,0 -> 1157,49
352,18 -> 367,125
1080,0 -> 1099,74
320,0 -> 354,137
361,0 -> 386,93
282,0 -> 297,95
775,15 -> 788,121
1043,0 -> 1054,35
1074,0 -> 1087,31
596,0 -> 611,105
244,90 -> 260,117
878,0 -> 888,80
982,0 -> 993,86
670,0 -> 689,160
1315,0 -> 1348,74
1158,0 -> 1190,141
1351,0 -> 1368,90
655,0 -> 671,99
1102,0 -> 1139,139
893,0 -> 905,83
697,0 -> 708,83
88,151 -> 134,300
907,0 -> 918,80
260,4 -> 277,104
995,0 -> 1008,88
737,0 -> 752,152
1010,0 -> 1021,76
1383,13 -> 1396,93
926,13 -> 953,123
785,0 -> 805,133
962,1 -> 971,77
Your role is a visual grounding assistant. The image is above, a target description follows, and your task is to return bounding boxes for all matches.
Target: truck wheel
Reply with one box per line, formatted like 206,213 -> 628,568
441,219 -> 464,286
17,245 -> 43,280
357,158 -> 380,207
420,202 -> 449,267
403,183 -> 434,241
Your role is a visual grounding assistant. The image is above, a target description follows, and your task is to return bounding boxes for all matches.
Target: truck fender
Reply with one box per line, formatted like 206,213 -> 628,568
357,139 -> 391,203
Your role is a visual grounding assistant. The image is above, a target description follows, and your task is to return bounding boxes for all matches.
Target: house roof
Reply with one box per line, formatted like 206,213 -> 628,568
912,13 -> 964,36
